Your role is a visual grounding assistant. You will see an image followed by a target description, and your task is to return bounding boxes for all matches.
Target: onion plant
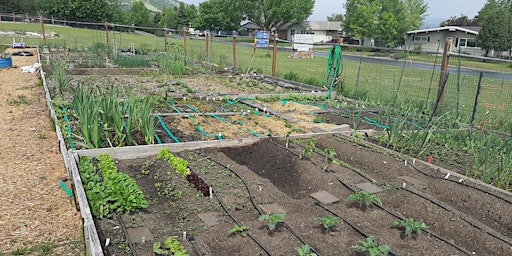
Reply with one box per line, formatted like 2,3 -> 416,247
72,85 -> 102,148
52,61 -> 71,97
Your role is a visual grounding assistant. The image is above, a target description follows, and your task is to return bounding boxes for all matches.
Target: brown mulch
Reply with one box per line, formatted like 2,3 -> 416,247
0,48 -> 83,254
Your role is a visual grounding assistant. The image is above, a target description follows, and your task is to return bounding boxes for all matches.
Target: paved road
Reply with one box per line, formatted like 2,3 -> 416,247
228,41 -> 511,81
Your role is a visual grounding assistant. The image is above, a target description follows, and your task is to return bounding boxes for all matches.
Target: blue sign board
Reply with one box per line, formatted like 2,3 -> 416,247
256,39 -> 269,48
255,31 -> 270,39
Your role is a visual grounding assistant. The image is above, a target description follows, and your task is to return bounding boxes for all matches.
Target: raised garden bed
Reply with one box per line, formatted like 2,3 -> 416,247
83,135 -> 512,255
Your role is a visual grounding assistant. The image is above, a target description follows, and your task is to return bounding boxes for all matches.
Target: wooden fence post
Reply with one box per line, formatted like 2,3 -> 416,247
40,16 -> 47,46
436,39 -> 452,114
232,30 -> 237,68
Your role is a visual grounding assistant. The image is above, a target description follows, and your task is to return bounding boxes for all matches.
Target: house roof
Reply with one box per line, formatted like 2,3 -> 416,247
279,21 -> 342,31
407,26 -> 480,35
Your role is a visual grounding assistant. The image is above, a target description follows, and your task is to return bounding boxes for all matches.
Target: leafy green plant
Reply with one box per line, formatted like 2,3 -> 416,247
352,237 -> 390,256
52,61 -> 71,96
228,224 -> 249,237
295,244 -> 317,256
392,218 -> 428,236
300,139 -> 317,159
157,148 -> 190,177
259,213 -> 285,231
153,236 -> 189,256
314,216 -> 340,232
347,191 -> 382,209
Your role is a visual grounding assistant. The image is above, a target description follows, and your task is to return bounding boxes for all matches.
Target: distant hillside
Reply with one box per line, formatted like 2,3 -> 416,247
120,0 -> 184,12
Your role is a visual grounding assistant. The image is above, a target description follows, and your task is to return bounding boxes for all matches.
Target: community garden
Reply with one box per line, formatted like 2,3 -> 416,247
2,21 -> 512,255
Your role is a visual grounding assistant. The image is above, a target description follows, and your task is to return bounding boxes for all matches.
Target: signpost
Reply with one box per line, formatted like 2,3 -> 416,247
292,34 -> 314,51
255,31 -> 270,48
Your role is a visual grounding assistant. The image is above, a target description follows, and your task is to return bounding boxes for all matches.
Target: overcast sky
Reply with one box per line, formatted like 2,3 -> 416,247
181,0 -> 488,28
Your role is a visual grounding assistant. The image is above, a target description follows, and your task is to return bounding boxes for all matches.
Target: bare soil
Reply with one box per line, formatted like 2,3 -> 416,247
96,135 -> 512,256
0,48 -> 83,254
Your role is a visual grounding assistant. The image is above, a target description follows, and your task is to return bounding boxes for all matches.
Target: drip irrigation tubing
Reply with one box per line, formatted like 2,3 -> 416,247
187,166 -> 273,256
115,214 -> 137,256
402,187 -> 512,245
197,153 -> 321,256
187,236 -> 203,256
332,134 -> 512,205
156,115 -> 180,143
314,202 -> 398,256
280,138 -> 473,255
60,106 -> 76,148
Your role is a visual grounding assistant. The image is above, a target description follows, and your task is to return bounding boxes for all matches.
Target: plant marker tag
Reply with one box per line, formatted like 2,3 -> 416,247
402,182 -> 406,188
141,236 -> 146,244
427,156 -> 433,164
444,173 -> 451,179
404,160 -> 407,166
209,186 -> 213,198
183,231 -> 187,241
459,179 -> 464,183
183,97 -> 186,100
105,238 -> 110,246
413,159 -> 416,164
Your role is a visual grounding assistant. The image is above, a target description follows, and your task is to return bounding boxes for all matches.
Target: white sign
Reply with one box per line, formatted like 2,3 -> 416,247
293,34 -> 314,51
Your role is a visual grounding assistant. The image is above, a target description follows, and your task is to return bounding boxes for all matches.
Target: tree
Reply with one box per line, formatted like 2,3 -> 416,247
327,14 -> 343,22
129,1 -> 152,26
476,0 -> 512,56
160,3 -> 196,30
440,15 -> 480,27
38,0 -> 120,23
344,0 -> 427,47
0,0 -> 38,14
240,0 -> 315,30
193,0 -> 242,31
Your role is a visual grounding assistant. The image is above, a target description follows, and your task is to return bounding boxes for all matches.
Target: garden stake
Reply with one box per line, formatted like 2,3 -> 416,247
427,156 -> 433,164
445,173 -> 451,179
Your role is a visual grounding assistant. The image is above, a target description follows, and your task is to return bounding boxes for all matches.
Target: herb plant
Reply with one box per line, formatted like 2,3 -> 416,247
352,237 -> 390,256
295,244 -> 317,256
314,216 -> 340,232
347,191 -> 382,209
228,224 -> 249,237
392,218 -> 428,236
259,213 -> 286,231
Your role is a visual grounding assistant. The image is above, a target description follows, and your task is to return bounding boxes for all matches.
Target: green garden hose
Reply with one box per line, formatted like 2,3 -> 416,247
322,45 -> 342,99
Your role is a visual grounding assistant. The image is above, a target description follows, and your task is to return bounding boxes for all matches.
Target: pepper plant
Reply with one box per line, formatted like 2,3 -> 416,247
259,213 -> 285,231
347,191 -> 382,209
314,216 -> 340,233
352,237 -> 390,256
392,218 -> 428,236
295,244 -> 317,256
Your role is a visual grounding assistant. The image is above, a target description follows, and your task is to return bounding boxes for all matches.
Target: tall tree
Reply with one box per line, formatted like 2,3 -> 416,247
129,1 -> 152,26
476,0 -> 512,56
0,0 -> 39,14
193,0 -> 242,31
240,0 -> 315,30
327,14 -> 343,22
344,0 -> 427,47
440,15 -> 480,27
38,0 -> 120,22
160,4 -> 197,30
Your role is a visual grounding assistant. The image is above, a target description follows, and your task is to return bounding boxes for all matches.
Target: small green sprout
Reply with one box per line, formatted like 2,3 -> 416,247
352,237 -> 390,256
228,224 -> 249,237
259,213 -> 285,231
347,191 -> 382,209
392,218 -> 428,236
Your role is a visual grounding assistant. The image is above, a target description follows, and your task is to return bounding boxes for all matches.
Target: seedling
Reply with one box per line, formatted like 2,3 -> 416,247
295,244 -> 317,256
352,237 -> 390,256
314,216 -> 340,233
228,224 -> 249,237
300,139 -> 317,159
153,236 -> 189,255
347,191 -> 382,209
259,213 -> 285,231
393,218 -> 428,236
323,147 -> 340,171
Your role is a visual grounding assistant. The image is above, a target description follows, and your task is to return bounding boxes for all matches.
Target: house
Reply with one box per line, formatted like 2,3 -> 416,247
277,21 -> 342,43
239,20 -> 260,37
406,26 -> 483,55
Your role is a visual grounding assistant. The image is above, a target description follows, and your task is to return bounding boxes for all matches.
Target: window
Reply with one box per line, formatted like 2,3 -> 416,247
413,36 -> 430,43
291,29 -> 295,35
300,30 -> 306,34
458,38 -> 477,47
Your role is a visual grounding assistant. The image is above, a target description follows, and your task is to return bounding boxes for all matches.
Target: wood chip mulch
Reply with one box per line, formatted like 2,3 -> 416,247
0,48 -> 83,254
